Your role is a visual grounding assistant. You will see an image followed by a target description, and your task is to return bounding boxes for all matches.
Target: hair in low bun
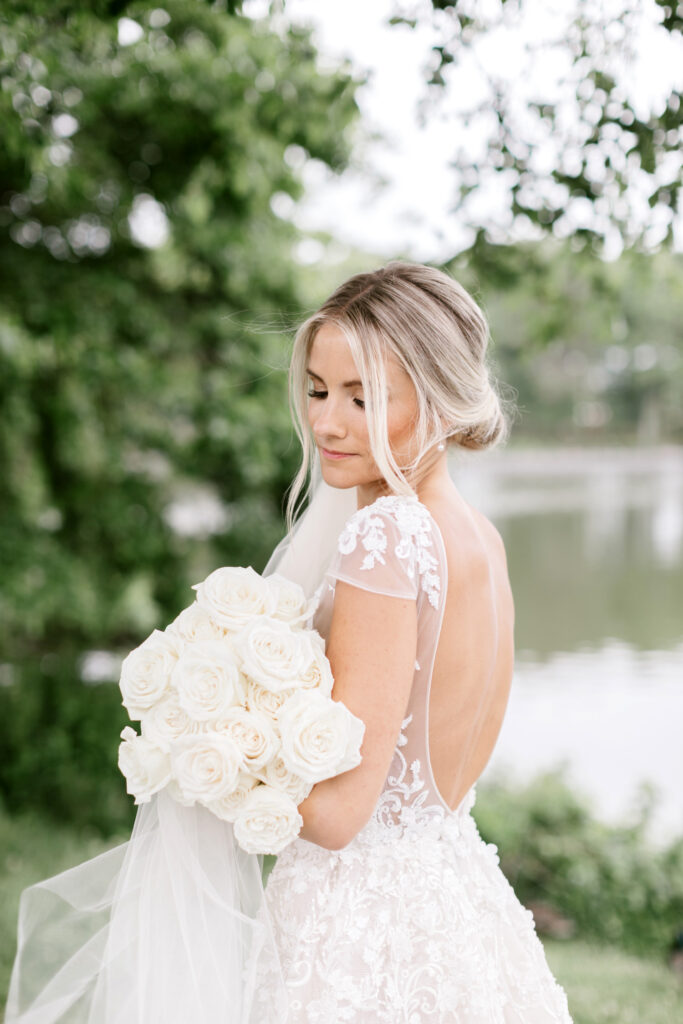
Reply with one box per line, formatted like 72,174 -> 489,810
286,260 -> 516,530
447,384 -> 511,451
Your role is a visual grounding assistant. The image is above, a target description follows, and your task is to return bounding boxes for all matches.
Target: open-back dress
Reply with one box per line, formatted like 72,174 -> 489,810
260,492 -> 573,1023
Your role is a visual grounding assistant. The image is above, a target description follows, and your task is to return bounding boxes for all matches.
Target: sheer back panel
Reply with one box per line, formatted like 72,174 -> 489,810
315,493 -> 505,826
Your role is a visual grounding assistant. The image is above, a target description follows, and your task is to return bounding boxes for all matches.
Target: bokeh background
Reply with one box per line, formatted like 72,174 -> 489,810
1,1 -> 682,1019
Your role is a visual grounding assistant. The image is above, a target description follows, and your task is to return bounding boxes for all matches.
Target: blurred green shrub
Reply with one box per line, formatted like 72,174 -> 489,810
0,656 -> 134,835
474,770 -> 683,961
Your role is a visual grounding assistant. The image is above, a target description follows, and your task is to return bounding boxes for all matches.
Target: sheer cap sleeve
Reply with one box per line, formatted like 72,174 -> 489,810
325,495 -> 442,607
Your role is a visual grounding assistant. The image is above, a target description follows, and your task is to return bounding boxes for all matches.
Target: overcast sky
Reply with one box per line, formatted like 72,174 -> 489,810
244,0 -> 683,263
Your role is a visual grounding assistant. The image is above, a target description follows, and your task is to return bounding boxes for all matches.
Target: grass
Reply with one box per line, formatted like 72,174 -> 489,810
545,939 -> 683,1024
1,805 -> 682,1021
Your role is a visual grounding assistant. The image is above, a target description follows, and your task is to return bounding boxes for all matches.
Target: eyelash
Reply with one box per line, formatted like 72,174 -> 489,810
307,388 -> 365,410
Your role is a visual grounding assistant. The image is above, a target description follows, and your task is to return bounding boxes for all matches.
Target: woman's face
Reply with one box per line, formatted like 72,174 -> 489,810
306,322 -> 420,497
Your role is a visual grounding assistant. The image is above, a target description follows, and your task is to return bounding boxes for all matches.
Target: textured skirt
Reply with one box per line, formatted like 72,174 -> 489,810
260,788 -> 573,1023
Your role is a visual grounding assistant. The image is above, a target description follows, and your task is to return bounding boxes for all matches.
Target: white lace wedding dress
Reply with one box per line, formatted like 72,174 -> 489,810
259,493 -> 573,1023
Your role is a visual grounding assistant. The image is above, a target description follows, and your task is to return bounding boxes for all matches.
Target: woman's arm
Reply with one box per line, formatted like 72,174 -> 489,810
297,579 -> 418,850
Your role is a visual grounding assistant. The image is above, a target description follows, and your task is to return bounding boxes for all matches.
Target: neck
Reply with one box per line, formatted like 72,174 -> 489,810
356,451 -> 452,509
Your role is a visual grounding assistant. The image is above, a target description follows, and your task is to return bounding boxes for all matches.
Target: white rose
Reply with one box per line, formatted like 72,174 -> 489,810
119,629 -> 184,719
246,679 -> 297,722
170,734 -> 244,802
118,726 -> 172,804
140,692 -> 197,752
171,643 -> 241,721
258,757 -> 313,805
233,785 -> 303,855
234,618 -> 314,693
205,772 -> 259,823
166,777 -> 196,807
266,574 -> 317,627
211,706 -> 279,771
277,690 -> 365,784
191,566 -> 275,633
165,602 -> 228,644
298,643 -> 334,697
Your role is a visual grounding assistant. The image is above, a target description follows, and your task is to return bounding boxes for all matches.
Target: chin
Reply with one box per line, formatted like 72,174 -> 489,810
320,468 -> 359,490
319,461 -> 364,489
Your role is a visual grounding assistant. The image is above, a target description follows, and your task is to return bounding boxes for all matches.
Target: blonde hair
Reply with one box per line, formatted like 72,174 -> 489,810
285,260 -> 513,534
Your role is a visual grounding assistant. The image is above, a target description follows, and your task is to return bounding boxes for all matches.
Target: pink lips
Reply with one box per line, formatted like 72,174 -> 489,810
321,447 -> 355,460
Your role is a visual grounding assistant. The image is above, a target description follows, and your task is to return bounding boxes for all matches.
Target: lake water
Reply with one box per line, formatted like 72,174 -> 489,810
451,444 -> 683,844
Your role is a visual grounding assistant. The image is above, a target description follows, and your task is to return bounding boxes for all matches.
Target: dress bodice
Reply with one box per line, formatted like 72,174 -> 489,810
310,493 -> 475,846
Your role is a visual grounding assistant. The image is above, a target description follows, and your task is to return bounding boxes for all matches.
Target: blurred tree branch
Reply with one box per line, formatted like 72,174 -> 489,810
390,0 -> 682,255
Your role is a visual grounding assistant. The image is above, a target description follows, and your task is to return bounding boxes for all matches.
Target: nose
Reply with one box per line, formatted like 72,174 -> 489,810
311,393 -> 347,443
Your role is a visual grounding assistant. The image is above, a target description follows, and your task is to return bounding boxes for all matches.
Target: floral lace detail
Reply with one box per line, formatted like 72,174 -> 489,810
336,495 -> 441,609
347,714 -> 474,847
260,717 -> 573,1023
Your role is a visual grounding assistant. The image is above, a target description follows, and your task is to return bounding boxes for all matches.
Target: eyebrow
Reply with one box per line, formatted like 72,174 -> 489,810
306,367 -> 363,388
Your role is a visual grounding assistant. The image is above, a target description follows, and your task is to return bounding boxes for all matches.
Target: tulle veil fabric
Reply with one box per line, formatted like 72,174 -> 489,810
5,470 -> 356,1024
262,467 -> 358,597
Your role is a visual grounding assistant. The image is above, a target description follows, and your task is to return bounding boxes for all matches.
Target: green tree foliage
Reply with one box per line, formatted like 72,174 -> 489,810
447,238 -> 683,442
0,0 -> 361,827
391,0 -> 682,255
0,0 -> 360,652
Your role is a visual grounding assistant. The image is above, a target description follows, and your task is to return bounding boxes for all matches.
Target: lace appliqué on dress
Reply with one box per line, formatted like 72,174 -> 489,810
261,716 -> 573,1024
358,714 -> 471,843
336,495 -> 441,609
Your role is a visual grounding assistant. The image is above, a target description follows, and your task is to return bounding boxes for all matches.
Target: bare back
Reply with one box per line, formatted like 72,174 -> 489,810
423,488 -> 515,810
319,486 -> 515,822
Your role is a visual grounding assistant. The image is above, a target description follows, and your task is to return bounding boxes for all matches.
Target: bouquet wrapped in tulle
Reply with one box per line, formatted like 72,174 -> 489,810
117,566 -> 364,854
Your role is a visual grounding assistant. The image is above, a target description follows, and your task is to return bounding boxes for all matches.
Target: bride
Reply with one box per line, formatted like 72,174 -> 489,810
257,260 -> 573,1022
6,260 -> 573,1023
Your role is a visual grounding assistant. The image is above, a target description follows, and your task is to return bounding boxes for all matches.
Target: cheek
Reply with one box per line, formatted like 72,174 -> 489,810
387,410 -> 409,443
355,412 -> 370,443
386,405 -> 418,453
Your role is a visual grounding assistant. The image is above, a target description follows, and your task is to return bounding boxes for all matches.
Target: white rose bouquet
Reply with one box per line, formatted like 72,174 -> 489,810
117,566 -> 364,855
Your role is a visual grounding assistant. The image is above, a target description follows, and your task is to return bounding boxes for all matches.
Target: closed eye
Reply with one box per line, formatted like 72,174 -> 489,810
307,388 -> 365,410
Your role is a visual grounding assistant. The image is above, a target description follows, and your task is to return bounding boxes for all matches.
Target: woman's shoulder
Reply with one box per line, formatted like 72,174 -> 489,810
461,500 -> 508,571
337,493 -> 435,552
333,493 -> 442,608
420,490 -> 509,589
